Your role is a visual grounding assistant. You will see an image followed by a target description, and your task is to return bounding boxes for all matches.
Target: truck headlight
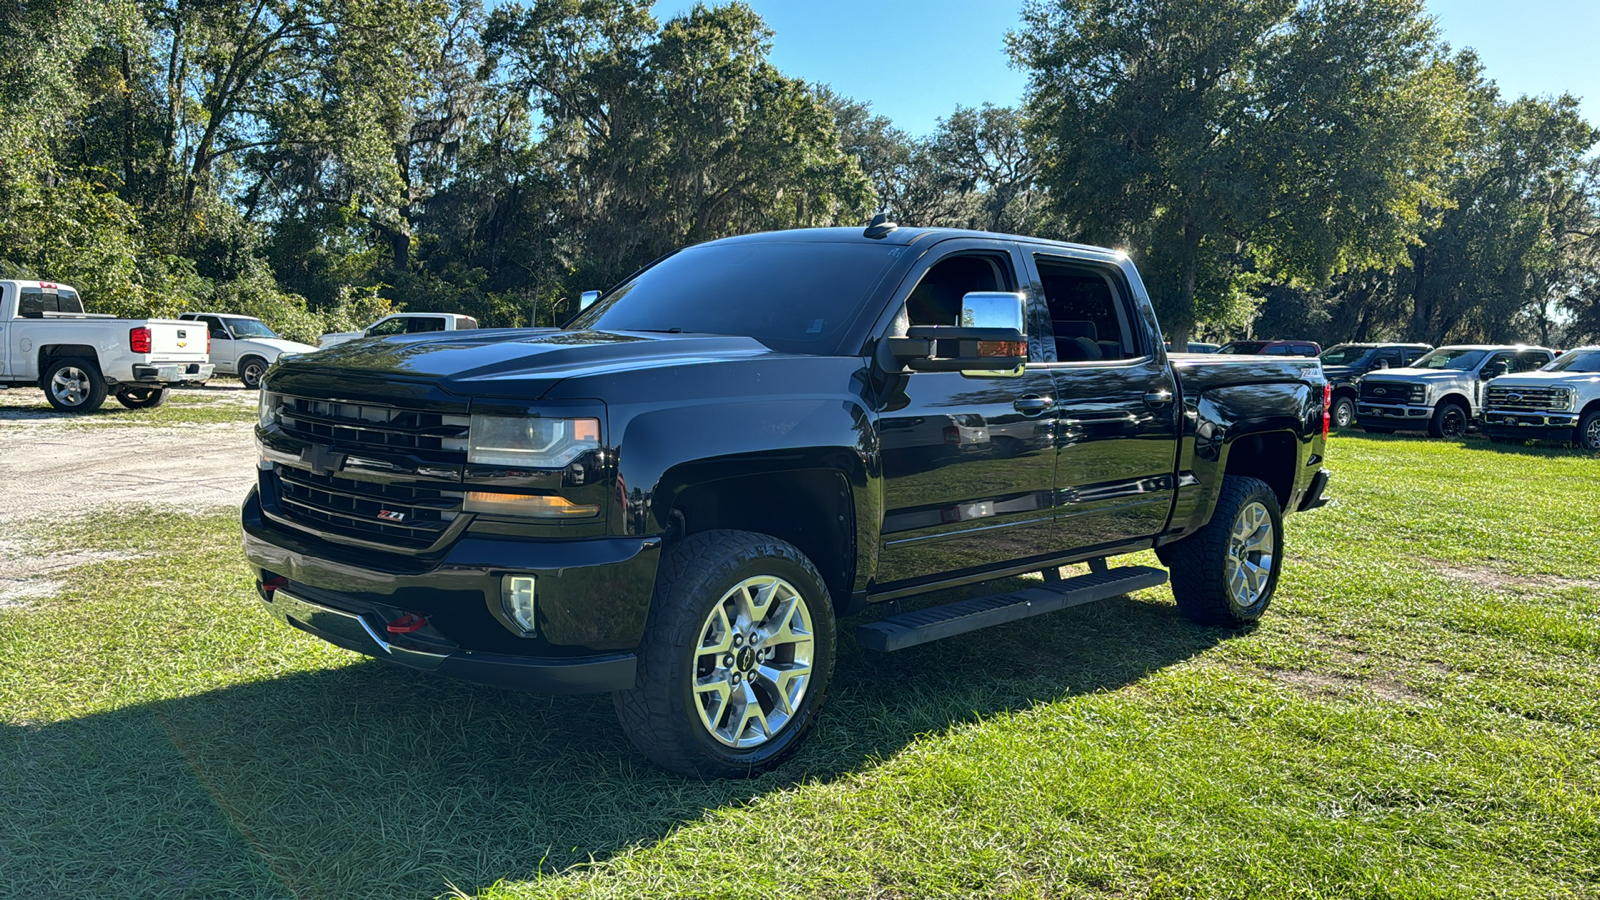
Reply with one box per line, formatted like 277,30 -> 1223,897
258,391 -> 282,429
468,415 -> 599,468
1556,388 -> 1575,411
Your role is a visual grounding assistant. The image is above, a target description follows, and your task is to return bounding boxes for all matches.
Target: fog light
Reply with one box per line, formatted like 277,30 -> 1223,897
501,575 -> 537,635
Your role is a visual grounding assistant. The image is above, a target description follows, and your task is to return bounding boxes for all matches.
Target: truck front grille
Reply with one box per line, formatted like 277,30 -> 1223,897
1360,381 -> 1423,403
275,467 -> 463,550
278,396 -> 468,462
269,394 -> 470,550
1486,386 -> 1569,412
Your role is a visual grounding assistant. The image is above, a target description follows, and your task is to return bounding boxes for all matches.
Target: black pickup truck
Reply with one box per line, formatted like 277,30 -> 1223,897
243,224 -> 1331,777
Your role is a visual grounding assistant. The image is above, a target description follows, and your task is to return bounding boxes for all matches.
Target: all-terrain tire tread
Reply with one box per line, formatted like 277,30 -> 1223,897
1156,475 -> 1281,628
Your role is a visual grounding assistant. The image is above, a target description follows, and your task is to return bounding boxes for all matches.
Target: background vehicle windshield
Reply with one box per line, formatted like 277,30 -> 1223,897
1319,345 -> 1370,365
566,241 -> 903,353
1411,348 -> 1487,370
1218,341 -> 1267,354
222,317 -> 279,339
1544,349 -> 1600,372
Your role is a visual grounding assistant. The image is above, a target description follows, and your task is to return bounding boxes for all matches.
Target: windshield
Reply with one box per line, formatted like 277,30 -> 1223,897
1544,349 -> 1600,373
1410,348 -> 1488,370
222,317 -> 279,339
565,241 -> 905,353
1318,345 -> 1371,366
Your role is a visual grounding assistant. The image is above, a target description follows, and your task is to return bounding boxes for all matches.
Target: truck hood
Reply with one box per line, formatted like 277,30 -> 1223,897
1360,368 -> 1465,384
240,337 -> 318,357
270,328 -> 777,400
1489,371 -> 1600,388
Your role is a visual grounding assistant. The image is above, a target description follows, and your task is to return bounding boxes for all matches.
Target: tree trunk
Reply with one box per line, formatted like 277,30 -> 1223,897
1168,218 -> 1201,349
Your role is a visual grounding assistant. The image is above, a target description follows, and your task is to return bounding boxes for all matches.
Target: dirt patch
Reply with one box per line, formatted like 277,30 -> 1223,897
1268,667 -> 1430,706
0,385 -> 258,530
0,540 -> 145,607
1424,560 -> 1600,595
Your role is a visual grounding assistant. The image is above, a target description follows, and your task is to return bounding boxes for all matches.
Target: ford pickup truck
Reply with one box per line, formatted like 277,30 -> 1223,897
1482,346 -> 1600,449
318,312 -> 479,349
1318,342 -> 1432,429
0,280 -> 214,412
1355,344 -> 1554,437
242,223 -> 1331,777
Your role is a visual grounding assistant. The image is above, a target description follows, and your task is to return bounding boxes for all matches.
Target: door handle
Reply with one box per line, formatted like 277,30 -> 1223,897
1014,394 -> 1055,414
1144,389 -> 1174,407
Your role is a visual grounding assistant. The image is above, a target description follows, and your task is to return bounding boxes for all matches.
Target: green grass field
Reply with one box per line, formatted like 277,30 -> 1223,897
2,433 -> 1596,899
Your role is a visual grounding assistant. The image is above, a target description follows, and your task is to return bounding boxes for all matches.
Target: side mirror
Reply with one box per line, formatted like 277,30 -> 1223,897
579,290 -> 601,311
1374,359 -> 1389,369
1481,362 -> 1507,380
886,291 -> 1027,376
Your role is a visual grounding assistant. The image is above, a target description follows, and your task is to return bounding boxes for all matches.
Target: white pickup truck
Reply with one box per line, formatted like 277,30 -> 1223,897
317,312 -> 478,349
1482,346 -> 1600,450
0,280 -> 214,412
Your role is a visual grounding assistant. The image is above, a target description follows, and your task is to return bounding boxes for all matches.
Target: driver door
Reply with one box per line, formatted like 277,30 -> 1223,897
873,240 -> 1060,587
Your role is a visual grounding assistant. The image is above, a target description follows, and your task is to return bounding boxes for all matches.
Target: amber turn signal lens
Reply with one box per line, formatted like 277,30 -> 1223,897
977,340 -> 1026,358
464,492 -> 599,518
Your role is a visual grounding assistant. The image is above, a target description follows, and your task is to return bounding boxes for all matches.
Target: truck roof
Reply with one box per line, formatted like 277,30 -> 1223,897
1,280 -> 78,290
700,225 -> 1124,258
1432,344 -> 1552,352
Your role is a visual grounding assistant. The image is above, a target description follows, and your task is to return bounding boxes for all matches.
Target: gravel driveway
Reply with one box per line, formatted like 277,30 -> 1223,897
0,384 -> 259,604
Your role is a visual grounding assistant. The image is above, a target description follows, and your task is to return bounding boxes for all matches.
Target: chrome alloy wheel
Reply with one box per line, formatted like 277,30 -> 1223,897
49,366 -> 91,407
1585,417 -> 1600,450
1225,501 -> 1275,608
692,575 -> 815,748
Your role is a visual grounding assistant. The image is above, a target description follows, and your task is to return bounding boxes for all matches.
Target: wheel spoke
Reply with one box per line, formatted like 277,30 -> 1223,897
699,603 -> 734,654
733,683 -> 771,742
756,662 -> 809,715
694,675 -> 731,734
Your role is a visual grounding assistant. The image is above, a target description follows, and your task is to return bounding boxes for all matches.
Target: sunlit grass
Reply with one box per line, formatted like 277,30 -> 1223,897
1,433 -> 1596,898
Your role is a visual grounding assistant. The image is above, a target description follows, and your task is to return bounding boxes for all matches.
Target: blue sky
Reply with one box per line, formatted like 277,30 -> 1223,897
650,0 -> 1600,136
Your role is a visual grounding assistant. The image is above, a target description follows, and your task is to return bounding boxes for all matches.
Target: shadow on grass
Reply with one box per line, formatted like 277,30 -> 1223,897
0,591 -> 1222,898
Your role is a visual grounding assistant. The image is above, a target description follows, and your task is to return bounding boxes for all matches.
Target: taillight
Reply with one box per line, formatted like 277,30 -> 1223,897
130,326 -> 152,354
1322,382 -> 1332,439
207,329 -> 211,354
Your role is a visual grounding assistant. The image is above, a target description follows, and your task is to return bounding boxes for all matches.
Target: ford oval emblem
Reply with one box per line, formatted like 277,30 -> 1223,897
1374,388 -> 1386,395
1506,393 -> 1522,402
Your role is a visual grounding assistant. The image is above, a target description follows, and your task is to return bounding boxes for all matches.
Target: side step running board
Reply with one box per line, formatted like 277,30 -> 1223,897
856,565 -> 1168,652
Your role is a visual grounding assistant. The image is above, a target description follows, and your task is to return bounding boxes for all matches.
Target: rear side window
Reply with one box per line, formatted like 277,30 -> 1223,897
407,317 -> 446,333
18,287 -> 49,317
1035,256 -> 1140,363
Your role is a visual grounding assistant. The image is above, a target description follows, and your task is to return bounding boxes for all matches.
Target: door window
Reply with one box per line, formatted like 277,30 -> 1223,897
407,317 -> 447,333
1034,257 -> 1139,362
366,317 -> 408,336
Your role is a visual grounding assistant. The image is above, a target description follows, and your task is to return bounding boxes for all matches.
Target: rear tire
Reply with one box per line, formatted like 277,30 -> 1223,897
238,355 -> 268,389
116,387 -> 170,409
1157,475 -> 1284,627
1428,401 -> 1469,439
42,357 -> 107,413
613,530 -> 837,778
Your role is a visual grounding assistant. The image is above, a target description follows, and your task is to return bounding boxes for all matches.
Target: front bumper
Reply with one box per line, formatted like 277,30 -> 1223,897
242,488 -> 657,694
1356,402 -> 1433,424
130,362 -> 213,384
1482,410 -> 1578,442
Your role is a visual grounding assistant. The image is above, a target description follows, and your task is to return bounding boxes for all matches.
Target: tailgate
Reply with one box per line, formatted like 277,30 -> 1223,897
146,319 -> 210,361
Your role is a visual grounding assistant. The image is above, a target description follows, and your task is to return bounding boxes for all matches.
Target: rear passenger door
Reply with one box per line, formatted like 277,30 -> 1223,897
874,239 -> 1061,587
1027,251 -> 1180,549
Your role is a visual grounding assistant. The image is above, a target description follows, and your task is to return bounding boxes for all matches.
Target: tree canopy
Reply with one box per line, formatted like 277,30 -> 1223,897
0,0 -> 1595,347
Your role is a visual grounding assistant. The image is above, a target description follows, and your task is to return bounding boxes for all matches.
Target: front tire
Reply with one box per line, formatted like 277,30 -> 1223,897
1428,401 -> 1468,439
1331,395 -> 1356,429
1157,475 -> 1284,627
614,530 -> 836,778
238,355 -> 268,389
1578,410 -> 1600,451
42,358 -> 107,413
116,387 -> 170,409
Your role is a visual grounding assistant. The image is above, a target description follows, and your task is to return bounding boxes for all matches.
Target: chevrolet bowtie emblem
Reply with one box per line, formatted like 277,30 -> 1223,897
299,445 -> 345,476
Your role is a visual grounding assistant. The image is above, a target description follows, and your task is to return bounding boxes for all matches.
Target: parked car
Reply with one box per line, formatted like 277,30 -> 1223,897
1318,342 -> 1433,429
1355,344 -> 1555,437
1481,346 -> 1600,450
1217,339 -> 1321,357
244,223 -> 1330,777
1167,341 -> 1220,353
179,313 -> 317,389
318,312 -> 479,349
0,280 -> 213,412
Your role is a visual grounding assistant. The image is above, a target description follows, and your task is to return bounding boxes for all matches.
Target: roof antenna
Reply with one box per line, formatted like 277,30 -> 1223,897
864,212 -> 898,239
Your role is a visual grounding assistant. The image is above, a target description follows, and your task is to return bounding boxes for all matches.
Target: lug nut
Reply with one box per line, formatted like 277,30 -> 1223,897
733,634 -> 743,646
731,672 -> 741,684
723,654 -> 735,667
